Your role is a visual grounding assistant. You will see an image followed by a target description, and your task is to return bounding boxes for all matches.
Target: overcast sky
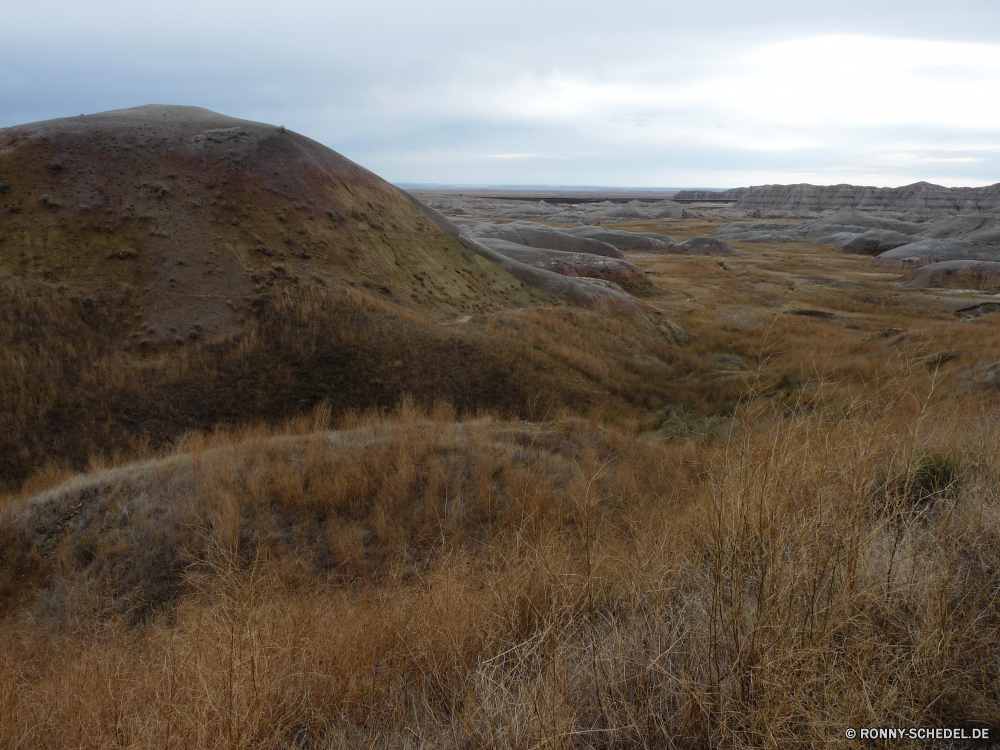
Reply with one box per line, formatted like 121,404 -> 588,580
3,0 -> 999,188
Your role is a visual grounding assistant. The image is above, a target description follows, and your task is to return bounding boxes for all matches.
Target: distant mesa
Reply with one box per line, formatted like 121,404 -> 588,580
449,218 -> 653,303
420,180 -> 1000,282
676,182 -> 1000,216
921,214 -> 1000,242
672,188 -> 747,204
423,194 -> 703,223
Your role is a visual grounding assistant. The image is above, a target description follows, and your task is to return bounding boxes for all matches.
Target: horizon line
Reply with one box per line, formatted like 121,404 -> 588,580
393,180 -> 1000,191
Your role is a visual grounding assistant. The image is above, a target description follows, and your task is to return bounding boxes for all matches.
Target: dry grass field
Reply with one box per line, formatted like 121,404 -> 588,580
2,215 -> 1000,748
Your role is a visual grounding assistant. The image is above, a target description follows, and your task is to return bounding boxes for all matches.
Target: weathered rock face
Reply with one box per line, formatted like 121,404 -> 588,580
835,230 -> 916,255
477,238 -> 653,295
422,195 -> 701,224
814,207 -> 924,234
679,182 -> 1000,214
673,188 -> 749,202
424,195 -> 475,216
711,204 -> 1000,267
715,222 -> 803,242
920,215 -> 1000,240
673,236 -> 737,256
427,183 -> 1000,274
871,238 -> 1000,268
965,227 -> 1000,243
565,226 -> 676,252
907,260 -> 1000,291
452,219 -> 624,258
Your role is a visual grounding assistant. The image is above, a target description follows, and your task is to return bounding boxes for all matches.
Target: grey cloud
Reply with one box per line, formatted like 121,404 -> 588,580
3,1 -> 999,187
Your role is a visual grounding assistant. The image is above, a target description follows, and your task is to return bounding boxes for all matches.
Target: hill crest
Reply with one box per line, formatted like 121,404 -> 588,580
0,105 -> 549,346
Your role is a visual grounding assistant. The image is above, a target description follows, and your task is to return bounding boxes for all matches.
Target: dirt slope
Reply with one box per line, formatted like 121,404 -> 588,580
0,105 -> 550,346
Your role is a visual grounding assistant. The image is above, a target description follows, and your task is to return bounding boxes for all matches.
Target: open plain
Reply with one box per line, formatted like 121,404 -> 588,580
2,110 -> 1000,748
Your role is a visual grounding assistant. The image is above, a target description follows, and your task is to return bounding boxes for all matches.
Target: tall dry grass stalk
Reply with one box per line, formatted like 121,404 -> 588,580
1,377 -> 998,747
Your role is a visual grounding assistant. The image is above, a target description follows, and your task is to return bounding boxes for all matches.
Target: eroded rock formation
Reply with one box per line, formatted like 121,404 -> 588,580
677,182 -> 1000,215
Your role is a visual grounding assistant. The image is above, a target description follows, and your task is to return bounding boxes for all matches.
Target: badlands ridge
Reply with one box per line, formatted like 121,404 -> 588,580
423,183 -> 1000,290
675,181 -> 1000,215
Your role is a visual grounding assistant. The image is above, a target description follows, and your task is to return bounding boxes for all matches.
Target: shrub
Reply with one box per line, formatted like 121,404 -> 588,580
910,451 -> 959,501
651,404 -> 730,440
871,450 -> 961,515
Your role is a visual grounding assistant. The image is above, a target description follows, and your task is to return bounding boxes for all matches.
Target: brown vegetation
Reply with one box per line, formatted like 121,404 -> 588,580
0,276 -> 683,493
2,384 -> 999,747
3,212 -> 1000,747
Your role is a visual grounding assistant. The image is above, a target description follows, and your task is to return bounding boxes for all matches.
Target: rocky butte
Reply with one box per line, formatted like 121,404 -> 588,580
675,181 -> 1000,216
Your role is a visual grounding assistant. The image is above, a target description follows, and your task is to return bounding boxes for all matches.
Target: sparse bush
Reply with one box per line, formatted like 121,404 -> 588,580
651,404 -> 730,440
0,180 -> 10,195
873,451 -> 961,515
911,451 -> 959,499
39,193 -> 60,207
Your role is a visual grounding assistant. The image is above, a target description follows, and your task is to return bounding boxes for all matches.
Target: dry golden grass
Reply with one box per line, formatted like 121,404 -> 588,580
8,214 -> 998,494
0,276 -> 680,493
4,217 -> 1000,747
2,381 -> 999,747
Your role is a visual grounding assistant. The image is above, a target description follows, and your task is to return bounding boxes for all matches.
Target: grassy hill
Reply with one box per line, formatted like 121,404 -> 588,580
0,107 -> 682,491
